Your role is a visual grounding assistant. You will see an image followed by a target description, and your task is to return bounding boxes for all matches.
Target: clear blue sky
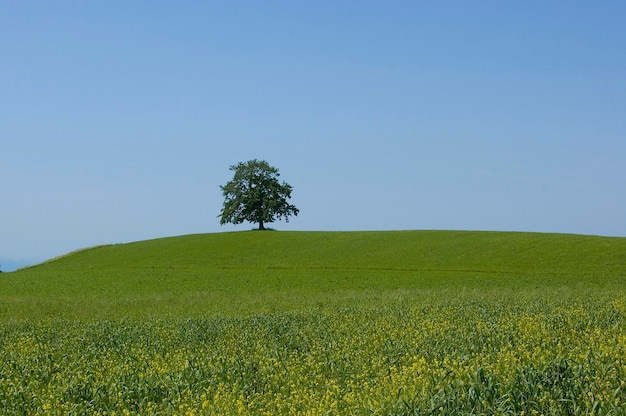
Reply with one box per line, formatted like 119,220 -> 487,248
2,1 -> 625,270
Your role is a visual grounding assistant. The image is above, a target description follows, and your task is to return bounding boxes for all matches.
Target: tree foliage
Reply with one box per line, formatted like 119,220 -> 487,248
219,160 -> 299,230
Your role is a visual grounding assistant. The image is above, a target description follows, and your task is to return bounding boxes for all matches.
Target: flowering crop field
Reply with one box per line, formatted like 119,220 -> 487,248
1,296 -> 625,415
1,231 -> 625,414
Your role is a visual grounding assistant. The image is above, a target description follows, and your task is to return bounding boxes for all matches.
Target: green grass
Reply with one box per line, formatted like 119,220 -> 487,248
2,299 -> 625,415
1,230 -> 626,414
1,230 -> 625,320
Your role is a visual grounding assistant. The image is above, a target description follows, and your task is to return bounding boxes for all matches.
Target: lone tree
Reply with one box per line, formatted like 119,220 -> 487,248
219,159 -> 299,230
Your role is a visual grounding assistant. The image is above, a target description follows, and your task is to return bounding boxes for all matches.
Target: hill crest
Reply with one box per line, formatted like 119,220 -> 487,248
21,230 -> 626,276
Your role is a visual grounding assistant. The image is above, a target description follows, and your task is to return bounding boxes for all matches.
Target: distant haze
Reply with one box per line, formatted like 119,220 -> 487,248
1,260 -> 36,273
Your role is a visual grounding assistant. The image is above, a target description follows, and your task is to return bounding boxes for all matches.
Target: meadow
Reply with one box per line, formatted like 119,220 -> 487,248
0,231 -> 625,415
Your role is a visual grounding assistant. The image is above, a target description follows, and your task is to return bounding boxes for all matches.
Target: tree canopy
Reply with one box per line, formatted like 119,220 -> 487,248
219,159 -> 299,230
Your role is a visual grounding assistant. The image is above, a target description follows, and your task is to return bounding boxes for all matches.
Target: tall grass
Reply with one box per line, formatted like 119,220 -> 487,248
1,231 -> 625,414
0,296 -> 624,415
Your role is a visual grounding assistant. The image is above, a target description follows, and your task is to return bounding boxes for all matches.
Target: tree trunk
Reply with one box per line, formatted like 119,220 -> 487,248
258,220 -> 265,230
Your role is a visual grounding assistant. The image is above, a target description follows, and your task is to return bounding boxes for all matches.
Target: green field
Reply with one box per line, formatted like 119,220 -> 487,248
1,230 -> 625,414
3,230 -> 625,320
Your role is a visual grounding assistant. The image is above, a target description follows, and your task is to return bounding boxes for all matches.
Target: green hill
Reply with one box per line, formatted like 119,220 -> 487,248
2,230 -> 625,320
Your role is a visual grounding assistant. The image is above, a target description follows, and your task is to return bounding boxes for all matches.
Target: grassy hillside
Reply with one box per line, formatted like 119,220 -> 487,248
2,231 -> 626,414
1,230 -> 625,320
20,230 -> 626,273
